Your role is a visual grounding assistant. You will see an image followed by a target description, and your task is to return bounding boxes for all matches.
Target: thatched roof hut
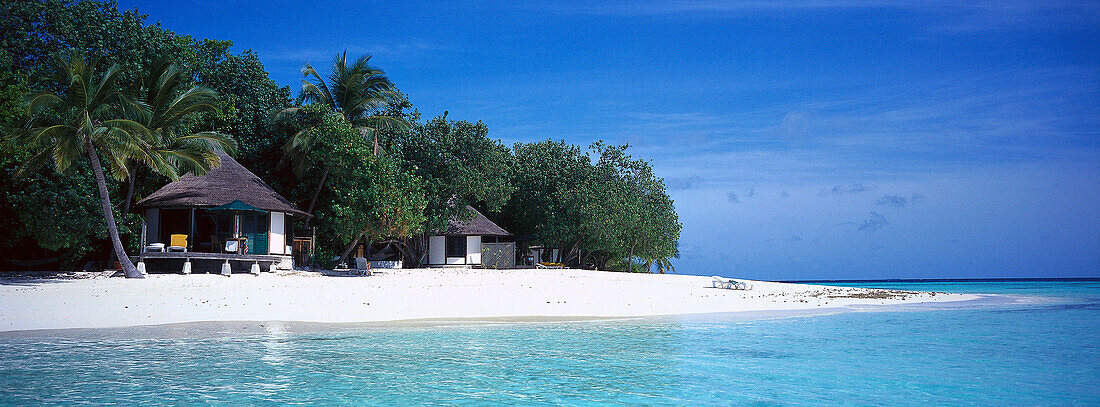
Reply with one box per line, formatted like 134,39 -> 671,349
134,152 -> 304,261
135,152 -> 307,217
439,206 -> 511,237
426,206 -> 512,267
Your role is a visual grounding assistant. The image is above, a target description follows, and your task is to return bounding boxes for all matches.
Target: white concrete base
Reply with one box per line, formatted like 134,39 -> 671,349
137,261 -> 147,275
220,261 -> 231,276
268,263 -> 277,273
182,261 -> 192,275
249,263 -> 260,275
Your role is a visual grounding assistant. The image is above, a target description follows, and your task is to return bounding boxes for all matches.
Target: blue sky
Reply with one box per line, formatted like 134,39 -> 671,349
120,0 -> 1099,279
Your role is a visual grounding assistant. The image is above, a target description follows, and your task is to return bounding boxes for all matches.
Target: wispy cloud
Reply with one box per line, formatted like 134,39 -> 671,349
820,184 -> 869,196
727,192 -> 740,203
665,175 -> 704,190
876,193 -> 924,208
841,211 -> 890,231
857,212 -> 889,231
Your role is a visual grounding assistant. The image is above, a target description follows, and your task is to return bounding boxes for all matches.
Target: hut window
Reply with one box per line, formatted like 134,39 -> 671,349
446,236 -> 466,258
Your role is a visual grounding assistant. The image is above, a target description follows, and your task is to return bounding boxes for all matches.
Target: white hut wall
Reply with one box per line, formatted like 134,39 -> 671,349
428,236 -> 446,264
269,211 -> 286,255
466,235 -> 482,265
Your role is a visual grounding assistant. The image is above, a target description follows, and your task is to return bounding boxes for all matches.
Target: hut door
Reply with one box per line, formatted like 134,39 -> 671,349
240,214 -> 269,255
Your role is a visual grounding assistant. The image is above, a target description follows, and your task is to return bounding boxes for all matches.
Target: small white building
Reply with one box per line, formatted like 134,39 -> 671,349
427,206 -> 513,267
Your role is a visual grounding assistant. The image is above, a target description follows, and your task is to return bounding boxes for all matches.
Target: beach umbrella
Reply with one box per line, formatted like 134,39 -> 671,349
208,199 -> 268,214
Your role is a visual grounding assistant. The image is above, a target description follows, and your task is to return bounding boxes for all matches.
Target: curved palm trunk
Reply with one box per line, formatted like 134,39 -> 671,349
379,239 -> 416,266
305,166 -> 331,217
86,140 -> 142,278
120,168 -> 137,214
339,230 -> 367,265
104,169 -> 138,269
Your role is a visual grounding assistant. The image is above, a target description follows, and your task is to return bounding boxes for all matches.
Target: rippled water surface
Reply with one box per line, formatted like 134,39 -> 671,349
1,281 -> 1098,405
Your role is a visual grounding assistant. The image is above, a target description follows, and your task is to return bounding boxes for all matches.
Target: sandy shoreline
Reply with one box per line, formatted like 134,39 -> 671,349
0,268 -> 981,332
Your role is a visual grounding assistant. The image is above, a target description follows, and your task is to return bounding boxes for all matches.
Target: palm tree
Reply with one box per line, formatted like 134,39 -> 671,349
14,55 -> 153,278
117,58 -> 237,214
13,54 -> 232,278
275,50 -> 408,216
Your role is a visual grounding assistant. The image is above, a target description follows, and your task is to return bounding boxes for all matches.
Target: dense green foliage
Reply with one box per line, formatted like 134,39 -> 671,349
276,104 -> 426,262
10,53 -> 238,277
1,0 -> 679,273
502,141 -> 681,271
188,40 -> 291,174
0,0 -> 284,270
274,51 -> 407,217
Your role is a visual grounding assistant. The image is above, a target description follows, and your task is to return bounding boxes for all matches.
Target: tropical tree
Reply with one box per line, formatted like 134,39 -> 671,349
388,114 -> 515,265
584,142 -> 680,272
2,1 -> 289,270
282,105 -> 426,266
188,39 -> 291,175
11,54 -> 231,278
502,140 -> 591,264
12,55 -> 153,277
502,140 -> 680,272
275,50 -> 408,216
117,57 -> 237,214
330,153 -> 428,265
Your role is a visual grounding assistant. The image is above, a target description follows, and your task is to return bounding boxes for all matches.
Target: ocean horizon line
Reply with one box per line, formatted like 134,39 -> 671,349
781,277 -> 1100,283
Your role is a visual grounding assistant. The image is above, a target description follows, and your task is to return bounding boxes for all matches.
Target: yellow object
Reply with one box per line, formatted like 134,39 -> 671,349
170,234 -> 188,248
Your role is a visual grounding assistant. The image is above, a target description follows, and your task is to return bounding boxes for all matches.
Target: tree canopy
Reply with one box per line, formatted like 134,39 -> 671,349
1,0 -> 680,273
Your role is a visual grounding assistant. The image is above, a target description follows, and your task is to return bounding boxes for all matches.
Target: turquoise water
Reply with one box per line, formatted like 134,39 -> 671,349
1,281 -> 1098,405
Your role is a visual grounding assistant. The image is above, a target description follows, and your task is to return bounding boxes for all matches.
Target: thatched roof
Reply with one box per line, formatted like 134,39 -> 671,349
134,152 -> 309,217
439,206 -> 511,236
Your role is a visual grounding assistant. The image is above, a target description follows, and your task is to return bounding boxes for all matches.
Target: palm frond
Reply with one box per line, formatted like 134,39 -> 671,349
179,131 -> 237,156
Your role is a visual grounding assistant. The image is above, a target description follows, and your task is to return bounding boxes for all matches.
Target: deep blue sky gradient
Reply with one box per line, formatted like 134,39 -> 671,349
119,0 -> 1099,279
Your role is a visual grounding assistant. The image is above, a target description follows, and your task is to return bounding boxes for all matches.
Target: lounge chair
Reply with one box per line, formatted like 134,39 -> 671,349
168,234 -> 188,252
350,257 -> 372,276
712,276 -> 750,290
145,243 -> 165,252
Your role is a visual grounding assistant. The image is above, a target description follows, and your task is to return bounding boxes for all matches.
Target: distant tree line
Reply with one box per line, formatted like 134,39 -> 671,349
0,0 -> 680,273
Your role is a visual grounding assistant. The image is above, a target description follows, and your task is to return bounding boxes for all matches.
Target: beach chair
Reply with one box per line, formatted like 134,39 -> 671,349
350,257 -> 372,276
712,276 -> 749,290
168,234 -> 188,252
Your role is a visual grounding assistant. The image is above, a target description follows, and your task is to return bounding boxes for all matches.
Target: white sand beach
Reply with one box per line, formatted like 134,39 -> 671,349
0,269 -> 980,332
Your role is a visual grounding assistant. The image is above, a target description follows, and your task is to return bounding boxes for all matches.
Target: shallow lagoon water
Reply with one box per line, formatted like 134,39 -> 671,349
1,281 -> 1098,405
